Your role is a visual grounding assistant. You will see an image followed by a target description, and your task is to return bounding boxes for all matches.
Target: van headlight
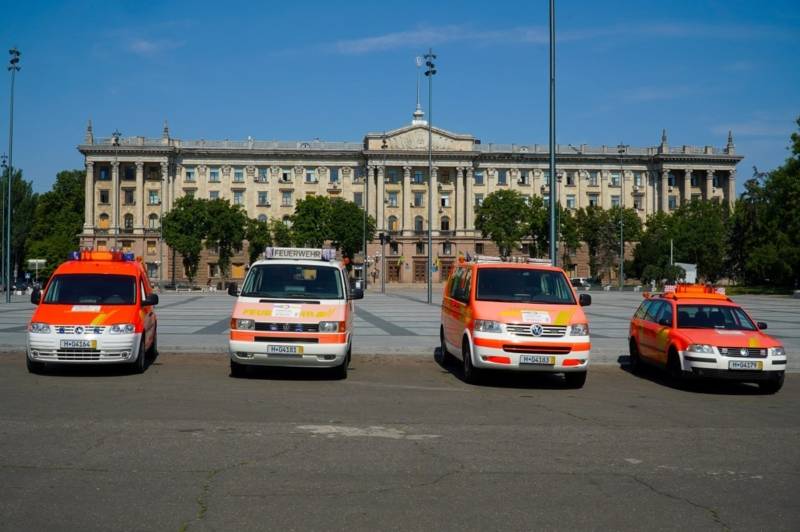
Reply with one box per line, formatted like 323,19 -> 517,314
569,323 -> 589,336
771,347 -> 785,357
29,322 -> 51,334
474,320 -> 503,333
319,321 -> 340,332
109,324 -> 135,334
234,319 -> 255,330
687,344 -> 714,354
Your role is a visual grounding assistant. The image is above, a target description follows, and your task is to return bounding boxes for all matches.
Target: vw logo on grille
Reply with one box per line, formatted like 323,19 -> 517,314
740,348 -> 748,357
75,326 -> 84,335
530,324 -> 544,337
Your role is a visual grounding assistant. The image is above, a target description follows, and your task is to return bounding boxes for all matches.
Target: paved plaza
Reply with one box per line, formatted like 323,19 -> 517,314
0,287 -> 798,369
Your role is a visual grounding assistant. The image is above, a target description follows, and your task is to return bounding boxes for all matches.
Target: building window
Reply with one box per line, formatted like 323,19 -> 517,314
281,168 -> 292,182
123,214 -> 134,230
542,170 -> 550,180
475,193 -> 484,206
282,191 -> 293,207
610,171 -> 621,187
123,166 -> 135,180
475,243 -> 484,254
692,193 -> 702,202
566,194 -> 576,209
415,242 -> 425,255
123,189 -> 135,205
147,240 -> 157,255
98,213 -> 110,229
634,197 -> 643,210
588,193 -> 600,207
390,242 -> 399,255
713,174 -> 720,187
258,191 -> 269,206
354,192 -> 363,208
566,172 -> 575,186
414,216 -> 424,232
413,170 -> 425,184
634,171 -> 644,187
209,168 -> 220,183
148,190 -> 160,205
668,172 -> 676,187
387,215 -> 398,232
233,168 -> 244,183
543,195 -> 550,208
443,242 -> 452,255
96,240 -> 107,251
148,214 -> 159,229
209,263 -> 219,278
99,190 -> 109,204
233,191 -> 244,205
330,167 -> 339,183
185,168 -> 195,182
387,191 -> 398,207
440,193 -> 450,208
440,217 -> 450,231
99,167 -> 110,181
668,196 -> 677,210
518,170 -> 529,185
588,170 -> 599,186
522,194 -> 531,205
611,195 -> 620,207
690,172 -> 698,187
474,170 -> 484,185
305,168 -> 317,183
120,240 -> 133,252
209,190 -> 219,200
439,168 -> 450,184
497,169 -> 507,185
386,168 -> 398,184
414,192 -> 424,208
258,167 -> 269,183
257,214 -> 268,223
184,190 -> 195,198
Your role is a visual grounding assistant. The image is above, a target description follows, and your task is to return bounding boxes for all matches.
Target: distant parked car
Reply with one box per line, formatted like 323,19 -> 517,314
570,278 -> 592,291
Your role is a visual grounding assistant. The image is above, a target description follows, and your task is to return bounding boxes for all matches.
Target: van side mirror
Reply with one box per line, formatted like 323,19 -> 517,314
143,293 -> 159,306
579,293 -> 592,307
757,321 -> 768,330
350,288 -> 364,300
30,288 -> 41,305
227,282 -> 239,297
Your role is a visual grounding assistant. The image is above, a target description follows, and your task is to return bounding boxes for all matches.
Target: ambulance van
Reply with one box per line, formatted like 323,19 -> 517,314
228,247 -> 362,378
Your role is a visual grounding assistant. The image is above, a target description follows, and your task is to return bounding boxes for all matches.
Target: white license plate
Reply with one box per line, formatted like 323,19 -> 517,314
520,355 -> 556,365
729,360 -> 763,370
265,345 -> 304,355
60,339 -> 96,349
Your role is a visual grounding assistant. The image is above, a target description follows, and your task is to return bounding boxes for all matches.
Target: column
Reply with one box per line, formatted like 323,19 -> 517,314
430,166 -> 439,235
726,169 -> 736,206
455,167 -> 465,231
376,166 -> 385,231
683,169 -> 692,204
705,169 -> 714,200
111,161 -> 120,235
135,161 -> 145,233
660,169 -> 669,212
465,168 -> 474,233
84,161 -> 94,231
576,170 -> 583,209
164,162 -> 171,210
368,166 -> 378,221
402,166 -> 411,236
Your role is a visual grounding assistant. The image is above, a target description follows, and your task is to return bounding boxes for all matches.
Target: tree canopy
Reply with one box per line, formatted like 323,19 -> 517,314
204,199 -> 249,279
289,195 -> 374,259
162,196 -> 209,284
474,189 -> 531,257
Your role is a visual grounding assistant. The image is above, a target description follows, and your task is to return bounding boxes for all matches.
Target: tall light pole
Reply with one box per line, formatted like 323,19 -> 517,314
380,135 -> 388,294
548,2 -> 557,267
6,47 -> 20,303
617,143 -> 628,290
424,48 -> 436,305
111,129 -> 121,249
0,154 -> 6,293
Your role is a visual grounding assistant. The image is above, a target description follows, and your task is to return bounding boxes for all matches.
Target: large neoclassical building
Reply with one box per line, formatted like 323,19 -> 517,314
78,109 -> 742,284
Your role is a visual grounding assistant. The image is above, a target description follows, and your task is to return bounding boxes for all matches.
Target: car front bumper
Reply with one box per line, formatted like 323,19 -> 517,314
472,334 -> 591,373
27,332 -> 142,364
229,340 -> 348,368
680,350 -> 786,381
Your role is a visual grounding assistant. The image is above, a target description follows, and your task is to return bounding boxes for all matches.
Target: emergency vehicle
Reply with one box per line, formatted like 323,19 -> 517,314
629,284 -> 786,393
439,256 -> 593,387
26,250 -> 159,374
227,247 -> 362,378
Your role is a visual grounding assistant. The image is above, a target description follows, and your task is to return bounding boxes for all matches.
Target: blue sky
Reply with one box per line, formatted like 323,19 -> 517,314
1,0 -> 798,193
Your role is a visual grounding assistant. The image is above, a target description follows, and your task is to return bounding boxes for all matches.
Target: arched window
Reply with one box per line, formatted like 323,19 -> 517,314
440,216 -> 450,231
414,215 -> 424,232
282,215 -> 292,228
148,213 -> 159,229
257,214 -> 268,223
123,214 -> 134,230
98,213 -> 110,229
387,215 -> 398,232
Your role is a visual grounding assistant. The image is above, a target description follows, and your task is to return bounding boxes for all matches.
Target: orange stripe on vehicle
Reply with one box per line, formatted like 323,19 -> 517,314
473,337 -> 591,351
229,330 -> 346,343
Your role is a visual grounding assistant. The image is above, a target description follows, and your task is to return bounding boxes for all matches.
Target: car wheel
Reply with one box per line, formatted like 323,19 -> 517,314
230,358 -> 247,378
758,373 -> 784,394
332,349 -> 349,380
147,329 -> 158,359
564,371 -> 587,389
667,348 -> 684,384
130,337 -> 147,374
26,356 -> 45,374
436,327 -> 452,366
628,338 -> 642,374
462,338 -> 481,385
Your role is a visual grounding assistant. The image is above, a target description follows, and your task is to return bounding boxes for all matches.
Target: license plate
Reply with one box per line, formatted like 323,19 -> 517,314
729,360 -> 763,370
60,339 -> 96,349
520,355 -> 556,365
265,345 -> 303,355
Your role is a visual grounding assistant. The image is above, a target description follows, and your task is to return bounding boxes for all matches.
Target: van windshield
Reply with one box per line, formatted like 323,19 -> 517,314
44,274 -> 137,305
241,264 -> 344,300
476,268 -> 575,305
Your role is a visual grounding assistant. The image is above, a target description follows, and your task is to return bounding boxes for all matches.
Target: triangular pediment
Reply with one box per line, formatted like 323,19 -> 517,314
365,124 -> 476,152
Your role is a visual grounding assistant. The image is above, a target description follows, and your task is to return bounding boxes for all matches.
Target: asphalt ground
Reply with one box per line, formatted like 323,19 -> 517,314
0,354 -> 797,531
1,287 -> 798,370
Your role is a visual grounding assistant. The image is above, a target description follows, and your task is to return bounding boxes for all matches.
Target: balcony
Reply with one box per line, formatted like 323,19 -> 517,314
144,228 -> 161,235
439,230 -> 455,237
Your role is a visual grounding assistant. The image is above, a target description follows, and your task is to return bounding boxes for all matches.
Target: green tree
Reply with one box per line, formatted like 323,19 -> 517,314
1,168 -> 38,281
245,218 -> 272,264
671,200 -> 729,282
575,206 -> 608,280
527,195 -> 549,258
475,189 -> 530,257
559,207 -> 581,270
291,195 -> 331,247
162,196 -> 209,284
204,199 -> 248,281
25,170 -> 84,280
632,211 -> 674,280
328,197 -> 375,261
270,218 -> 293,247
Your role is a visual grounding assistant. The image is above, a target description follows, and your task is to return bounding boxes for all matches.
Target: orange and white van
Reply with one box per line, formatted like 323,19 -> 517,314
439,256 -> 592,387
26,250 -> 159,374
228,247 -> 363,378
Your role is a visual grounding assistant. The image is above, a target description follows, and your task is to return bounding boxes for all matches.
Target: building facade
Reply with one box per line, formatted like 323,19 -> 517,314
78,113 -> 743,285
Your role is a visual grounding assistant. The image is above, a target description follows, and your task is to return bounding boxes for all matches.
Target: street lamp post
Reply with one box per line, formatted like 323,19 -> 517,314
380,136 -> 388,294
0,154 -> 6,292
548,2 -> 557,267
112,129 -> 121,249
6,47 -> 21,303
424,48 -> 436,305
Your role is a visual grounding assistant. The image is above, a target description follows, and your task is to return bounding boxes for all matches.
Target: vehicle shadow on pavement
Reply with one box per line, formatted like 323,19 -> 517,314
33,352 -> 159,378
231,366 -> 348,381
434,348 -> 581,390
616,355 -> 766,395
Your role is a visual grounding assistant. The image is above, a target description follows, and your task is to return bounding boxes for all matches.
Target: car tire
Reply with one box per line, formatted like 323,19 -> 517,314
628,338 -> 642,374
462,338 -> 481,385
436,327 -> 452,366
147,329 -> 158,359
130,338 -> 147,374
332,348 -> 350,380
758,373 -> 784,394
564,371 -> 587,389
26,356 -> 45,374
667,348 -> 684,385
230,359 -> 247,378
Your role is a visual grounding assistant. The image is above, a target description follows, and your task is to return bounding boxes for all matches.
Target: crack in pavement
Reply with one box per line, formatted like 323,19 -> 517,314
629,474 -> 731,531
